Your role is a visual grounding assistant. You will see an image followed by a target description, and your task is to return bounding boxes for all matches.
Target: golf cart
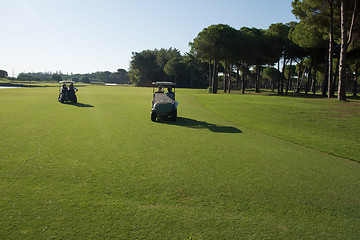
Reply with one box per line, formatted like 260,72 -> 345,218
151,82 -> 177,122
58,80 -> 78,103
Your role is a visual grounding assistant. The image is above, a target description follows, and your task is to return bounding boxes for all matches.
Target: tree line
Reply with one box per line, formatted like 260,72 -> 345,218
190,0 -> 359,100
128,48 -> 209,88
129,0 -> 359,101
7,69 -> 130,84
2,0 -> 359,100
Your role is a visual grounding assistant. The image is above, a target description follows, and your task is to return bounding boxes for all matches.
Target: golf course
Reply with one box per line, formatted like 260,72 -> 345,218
0,85 -> 359,239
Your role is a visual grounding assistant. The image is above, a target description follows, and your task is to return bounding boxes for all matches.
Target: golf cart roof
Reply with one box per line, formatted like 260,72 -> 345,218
59,80 -> 75,84
152,82 -> 176,87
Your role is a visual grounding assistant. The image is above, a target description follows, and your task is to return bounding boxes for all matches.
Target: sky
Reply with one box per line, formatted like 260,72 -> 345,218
1,0 -> 298,77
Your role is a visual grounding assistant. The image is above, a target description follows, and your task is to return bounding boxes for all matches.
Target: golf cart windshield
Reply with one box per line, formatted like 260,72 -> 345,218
152,82 -> 176,102
152,82 -> 176,87
59,80 -> 75,84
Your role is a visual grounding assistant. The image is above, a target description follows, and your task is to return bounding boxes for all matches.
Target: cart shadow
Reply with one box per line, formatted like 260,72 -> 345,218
62,102 -> 94,107
158,117 -> 242,133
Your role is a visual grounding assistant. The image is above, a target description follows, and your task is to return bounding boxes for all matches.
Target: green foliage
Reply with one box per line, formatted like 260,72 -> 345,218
0,69 -> 8,78
129,48 -> 208,88
0,86 -> 359,239
15,70 -> 130,84
51,73 -> 63,82
17,74 -> 39,82
263,66 -> 281,82
80,76 -> 90,83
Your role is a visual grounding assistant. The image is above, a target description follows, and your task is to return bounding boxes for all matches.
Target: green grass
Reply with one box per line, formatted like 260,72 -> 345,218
0,86 -> 359,239
194,91 -> 360,162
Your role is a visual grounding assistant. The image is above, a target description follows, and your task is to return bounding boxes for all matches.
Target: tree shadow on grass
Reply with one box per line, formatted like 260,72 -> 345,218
157,117 -> 242,133
264,92 -> 326,99
261,91 -> 360,101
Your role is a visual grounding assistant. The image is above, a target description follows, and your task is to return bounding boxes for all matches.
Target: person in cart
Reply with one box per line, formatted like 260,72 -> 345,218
151,82 -> 177,122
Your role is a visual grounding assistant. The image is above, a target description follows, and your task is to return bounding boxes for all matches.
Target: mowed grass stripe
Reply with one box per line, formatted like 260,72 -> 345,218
0,86 -> 359,239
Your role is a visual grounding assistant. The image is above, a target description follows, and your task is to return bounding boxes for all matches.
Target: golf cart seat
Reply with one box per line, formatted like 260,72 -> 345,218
154,92 -> 174,104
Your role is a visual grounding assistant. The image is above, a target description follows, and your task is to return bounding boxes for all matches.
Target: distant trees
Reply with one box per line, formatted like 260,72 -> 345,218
15,69 -> 130,84
129,48 -> 208,87
51,74 -> 63,82
0,70 -> 8,78
80,76 -> 90,83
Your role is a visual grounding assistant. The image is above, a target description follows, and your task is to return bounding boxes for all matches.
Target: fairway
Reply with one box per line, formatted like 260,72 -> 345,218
1,86 -> 359,239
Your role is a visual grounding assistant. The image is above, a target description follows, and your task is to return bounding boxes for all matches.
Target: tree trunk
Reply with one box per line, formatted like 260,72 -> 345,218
208,57 -> 212,89
277,60 -> 281,94
333,57 -> 340,96
271,69 -> 275,92
312,68 -> 317,95
296,61 -> 303,93
224,61 -> 228,93
305,64 -> 313,95
338,0 -> 347,101
354,64 -> 359,96
235,65 -> 240,90
327,0 -> 334,98
242,66 -> 246,94
228,64 -> 232,93
212,58 -> 219,93
281,57 -> 286,94
285,58 -> 293,94
323,49 -> 329,97
255,64 -> 260,93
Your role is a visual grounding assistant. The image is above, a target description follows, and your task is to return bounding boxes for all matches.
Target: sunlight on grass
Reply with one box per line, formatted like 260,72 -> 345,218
0,86 -> 359,239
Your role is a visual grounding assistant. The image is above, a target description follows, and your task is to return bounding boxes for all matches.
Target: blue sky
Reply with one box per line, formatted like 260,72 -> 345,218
1,0 -> 297,77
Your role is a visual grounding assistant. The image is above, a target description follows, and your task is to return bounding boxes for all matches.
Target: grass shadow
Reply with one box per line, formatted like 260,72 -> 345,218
158,117 -> 242,133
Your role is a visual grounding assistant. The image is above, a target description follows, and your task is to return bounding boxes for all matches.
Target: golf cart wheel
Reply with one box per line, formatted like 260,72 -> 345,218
151,111 -> 157,122
171,110 -> 177,122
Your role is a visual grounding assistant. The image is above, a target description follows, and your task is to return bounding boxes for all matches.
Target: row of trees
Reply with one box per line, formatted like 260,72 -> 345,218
128,48 -> 209,88
14,69 -> 130,84
189,0 -> 359,100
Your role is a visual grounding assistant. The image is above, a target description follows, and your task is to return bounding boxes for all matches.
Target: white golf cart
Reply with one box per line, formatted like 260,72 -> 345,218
151,82 -> 177,122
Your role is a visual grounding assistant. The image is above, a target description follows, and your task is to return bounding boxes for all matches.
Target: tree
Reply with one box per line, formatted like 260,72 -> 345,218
72,77 -> 80,83
114,69 -> 130,84
190,24 -> 238,93
263,67 -> 281,91
338,0 -> 358,101
80,76 -> 90,83
292,0 -> 340,97
267,23 -> 293,94
0,70 -> 8,78
163,57 -> 187,84
129,48 -> 181,86
51,73 -> 62,82
240,27 -> 275,93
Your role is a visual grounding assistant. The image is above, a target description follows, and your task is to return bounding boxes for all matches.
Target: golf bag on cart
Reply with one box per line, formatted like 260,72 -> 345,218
67,85 -> 77,103
58,84 -> 68,103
